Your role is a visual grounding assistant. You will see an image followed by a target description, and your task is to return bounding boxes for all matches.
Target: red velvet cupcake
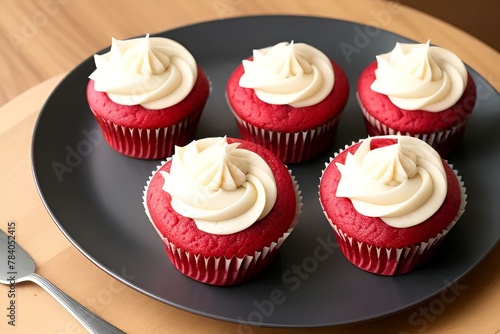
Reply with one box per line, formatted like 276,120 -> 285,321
87,35 -> 210,159
226,41 -> 349,164
143,137 -> 301,286
319,135 -> 466,275
357,41 -> 476,157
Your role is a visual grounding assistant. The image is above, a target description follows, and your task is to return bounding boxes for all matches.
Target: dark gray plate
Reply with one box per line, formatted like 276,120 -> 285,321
32,16 -> 499,327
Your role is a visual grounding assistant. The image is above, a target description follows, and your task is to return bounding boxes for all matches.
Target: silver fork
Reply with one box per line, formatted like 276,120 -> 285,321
0,229 -> 125,333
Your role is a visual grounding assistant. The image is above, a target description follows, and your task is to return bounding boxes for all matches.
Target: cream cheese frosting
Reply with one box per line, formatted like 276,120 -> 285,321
335,136 -> 447,228
370,41 -> 467,112
89,34 -> 197,110
238,41 -> 334,108
161,137 -> 277,235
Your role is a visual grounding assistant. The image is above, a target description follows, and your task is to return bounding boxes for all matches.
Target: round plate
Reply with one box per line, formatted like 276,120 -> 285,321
32,15 -> 499,327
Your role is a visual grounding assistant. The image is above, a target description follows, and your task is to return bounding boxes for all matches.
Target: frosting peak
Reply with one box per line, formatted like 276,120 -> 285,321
161,137 -> 278,235
121,35 -> 170,75
239,41 -> 334,108
361,142 -> 418,186
190,139 -> 248,192
370,41 -> 467,112
266,41 -> 313,77
89,34 -> 197,110
336,136 -> 447,228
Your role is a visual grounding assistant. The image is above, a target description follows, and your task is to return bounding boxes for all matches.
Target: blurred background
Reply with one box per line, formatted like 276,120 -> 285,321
397,0 -> 499,50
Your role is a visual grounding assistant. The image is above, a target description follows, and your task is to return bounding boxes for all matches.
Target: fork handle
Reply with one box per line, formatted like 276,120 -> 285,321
25,273 -> 125,334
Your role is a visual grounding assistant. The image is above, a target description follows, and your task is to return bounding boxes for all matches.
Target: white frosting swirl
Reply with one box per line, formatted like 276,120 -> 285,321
89,34 -> 197,110
335,136 -> 447,228
370,41 -> 467,112
161,137 -> 277,235
238,41 -> 334,108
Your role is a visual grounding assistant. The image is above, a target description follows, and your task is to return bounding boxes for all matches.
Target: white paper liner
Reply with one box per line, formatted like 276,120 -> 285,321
89,106 -> 202,159
142,159 -> 303,285
356,93 -> 470,151
318,140 -> 467,275
227,98 -> 341,163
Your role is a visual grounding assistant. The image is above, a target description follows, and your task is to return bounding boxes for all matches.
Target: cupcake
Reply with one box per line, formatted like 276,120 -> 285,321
357,41 -> 476,157
226,41 -> 349,164
87,34 -> 210,159
319,135 -> 466,275
143,137 -> 302,286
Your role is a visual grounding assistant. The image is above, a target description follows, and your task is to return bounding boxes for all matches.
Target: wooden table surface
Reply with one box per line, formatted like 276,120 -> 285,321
0,0 -> 499,333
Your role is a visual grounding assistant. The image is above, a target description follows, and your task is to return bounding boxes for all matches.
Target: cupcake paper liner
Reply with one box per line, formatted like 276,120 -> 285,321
319,141 -> 467,276
90,106 -> 204,159
143,160 -> 303,286
357,93 -> 470,157
228,103 -> 342,164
